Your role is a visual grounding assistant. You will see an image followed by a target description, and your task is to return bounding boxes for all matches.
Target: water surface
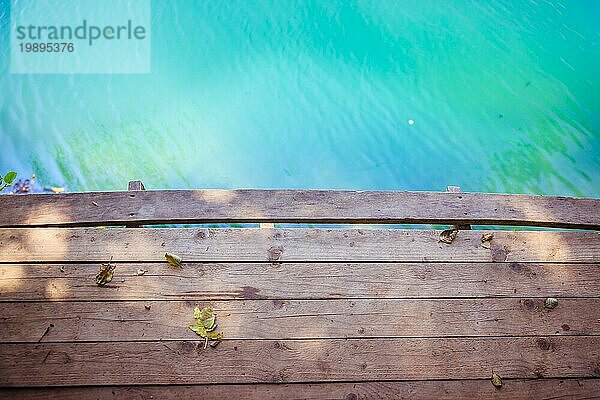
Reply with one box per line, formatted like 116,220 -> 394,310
1,0 -> 598,196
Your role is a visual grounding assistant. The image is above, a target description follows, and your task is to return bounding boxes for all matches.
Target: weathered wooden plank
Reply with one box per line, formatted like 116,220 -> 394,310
447,185 -> 471,230
1,262 -> 598,301
1,299 -> 598,343
1,228 -> 598,263
1,337 -> 598,386
3,379 -> 599,400
0,190 -> 598,229
126,181 -> 145,228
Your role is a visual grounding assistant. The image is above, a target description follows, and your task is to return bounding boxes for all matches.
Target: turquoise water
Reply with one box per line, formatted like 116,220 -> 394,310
1,0 -> 599,196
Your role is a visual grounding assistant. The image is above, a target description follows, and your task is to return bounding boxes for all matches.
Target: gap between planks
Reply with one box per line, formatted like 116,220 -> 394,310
3,335 -> 600,345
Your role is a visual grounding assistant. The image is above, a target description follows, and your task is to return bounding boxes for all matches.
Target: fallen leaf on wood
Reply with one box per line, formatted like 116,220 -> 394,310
193,306 -> 217,331
165,252 -> 182,267
208,331 -> 223,340
491,373 -> 502,388
439,229 -> 458,244
96,258 -> 116,286
136,269 -> 147,276
189,322 -> 207,336
189,306 -> 223,349
481,233 -> 494,249
545,297 -> 558,309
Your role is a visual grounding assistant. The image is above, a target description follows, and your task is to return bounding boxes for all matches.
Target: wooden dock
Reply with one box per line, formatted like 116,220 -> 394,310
0,185 -> 599,399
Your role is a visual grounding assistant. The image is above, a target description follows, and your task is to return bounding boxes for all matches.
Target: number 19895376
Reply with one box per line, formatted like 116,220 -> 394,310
19,42 -> 74,52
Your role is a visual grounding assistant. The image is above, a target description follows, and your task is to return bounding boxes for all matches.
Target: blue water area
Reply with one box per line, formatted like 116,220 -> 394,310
0,0 -> 599,196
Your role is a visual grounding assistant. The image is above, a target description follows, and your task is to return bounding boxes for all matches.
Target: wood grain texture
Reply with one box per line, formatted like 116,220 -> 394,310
446,186 -> 471,230
1,337 -> 599,386
2,262 -> 598,301
3,379 -> 599,400
126,181 -> 145,228
0,190 -> 598,229
3,298 -> 598,342
1,228 -> 598,263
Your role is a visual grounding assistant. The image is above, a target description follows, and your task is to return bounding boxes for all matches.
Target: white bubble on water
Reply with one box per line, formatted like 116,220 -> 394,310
408,119 -> 415,125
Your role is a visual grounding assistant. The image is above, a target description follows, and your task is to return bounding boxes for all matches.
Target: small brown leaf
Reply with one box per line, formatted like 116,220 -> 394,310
544,297 -> 558,309
481,233 -> 494,249
491,373 -> 502,388
439,229 -> 458,244
96,260 -> 116,286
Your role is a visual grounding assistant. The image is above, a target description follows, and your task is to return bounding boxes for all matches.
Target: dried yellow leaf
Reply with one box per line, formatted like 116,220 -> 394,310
96,260 -> 116,286
545,297 -> 558,309
193,307 -> 216,330
189,306 -> 222,348
189,323 -> 207,337
208,331 -> 223,340
491,373 -> 502,388
165,252 -> 182,267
